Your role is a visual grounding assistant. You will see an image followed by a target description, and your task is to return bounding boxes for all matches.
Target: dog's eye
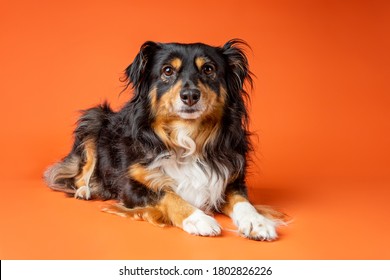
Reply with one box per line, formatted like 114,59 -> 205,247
162,66 -> 174,77
202,64 -> 215,75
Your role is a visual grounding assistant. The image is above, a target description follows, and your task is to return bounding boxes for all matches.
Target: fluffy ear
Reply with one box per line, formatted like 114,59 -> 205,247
221,39 -> 253,95
123,41 -> 160,90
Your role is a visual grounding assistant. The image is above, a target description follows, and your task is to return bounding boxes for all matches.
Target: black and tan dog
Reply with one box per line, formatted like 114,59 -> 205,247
44,39 -> 282,240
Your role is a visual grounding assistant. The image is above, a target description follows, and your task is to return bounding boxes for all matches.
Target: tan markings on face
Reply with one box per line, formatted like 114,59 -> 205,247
195,57 -> 207,71
170,57 -> 182,70
191,81 -> 224,152
155,80 -> 182,117
197,81 -> 226,119
151,80 -> 183,148
152,81 -> 228,153
75,138 -> 96,188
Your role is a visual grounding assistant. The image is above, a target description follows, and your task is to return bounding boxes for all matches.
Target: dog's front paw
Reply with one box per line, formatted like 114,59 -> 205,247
182,209 -> 221,237
75,185 -> 91,200
232,202 -> 277,241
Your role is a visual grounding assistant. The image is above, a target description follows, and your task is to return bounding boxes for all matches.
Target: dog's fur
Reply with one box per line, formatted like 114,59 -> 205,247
44,39 -> 281,240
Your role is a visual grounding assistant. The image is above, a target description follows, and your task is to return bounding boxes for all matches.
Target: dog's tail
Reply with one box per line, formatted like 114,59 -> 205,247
43,103 -> 113,194
43,154 -> 81,194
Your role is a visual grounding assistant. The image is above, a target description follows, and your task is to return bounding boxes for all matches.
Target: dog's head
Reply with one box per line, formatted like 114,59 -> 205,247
124,39 -> 253,122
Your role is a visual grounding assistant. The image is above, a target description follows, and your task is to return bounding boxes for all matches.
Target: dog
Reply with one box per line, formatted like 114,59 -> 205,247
44,39 -> 283,241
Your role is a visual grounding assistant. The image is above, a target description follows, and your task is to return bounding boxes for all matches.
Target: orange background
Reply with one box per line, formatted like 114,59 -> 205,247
1,0 -> 389,259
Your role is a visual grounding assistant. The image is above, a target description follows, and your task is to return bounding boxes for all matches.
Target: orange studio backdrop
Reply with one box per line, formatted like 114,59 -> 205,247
0,0 -> 389,259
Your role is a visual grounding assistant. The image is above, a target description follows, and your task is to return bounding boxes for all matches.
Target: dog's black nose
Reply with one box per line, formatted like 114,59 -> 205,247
180,89 -> 201,107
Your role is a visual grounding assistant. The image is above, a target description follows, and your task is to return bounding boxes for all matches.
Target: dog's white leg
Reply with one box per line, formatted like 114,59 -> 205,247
182,209 -> 221,236
231,202 -> 277,241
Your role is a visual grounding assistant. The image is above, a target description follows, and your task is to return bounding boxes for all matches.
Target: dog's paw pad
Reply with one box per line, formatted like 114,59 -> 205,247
233,202 -> 278,241
182,209 -> 221,236
75,185 -> 91,200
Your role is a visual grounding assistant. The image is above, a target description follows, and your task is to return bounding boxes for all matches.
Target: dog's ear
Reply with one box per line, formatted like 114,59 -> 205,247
124,41 -> 160,90
221,39 -> 253,94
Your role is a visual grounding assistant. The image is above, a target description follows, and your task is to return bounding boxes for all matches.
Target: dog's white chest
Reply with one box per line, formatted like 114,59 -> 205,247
151,153 -> 229,211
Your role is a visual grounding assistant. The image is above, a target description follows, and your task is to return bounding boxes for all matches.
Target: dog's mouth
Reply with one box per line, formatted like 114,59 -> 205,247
177,107 -> 203,120
180,108 -> 197,114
